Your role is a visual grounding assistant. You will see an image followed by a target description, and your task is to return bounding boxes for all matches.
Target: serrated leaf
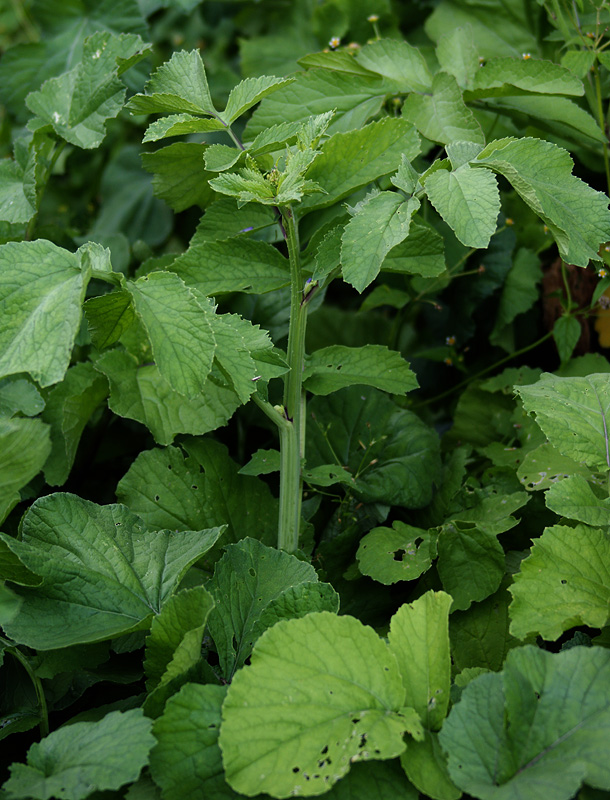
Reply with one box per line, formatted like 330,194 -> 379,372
141,142 -> 215,212
303,344 -> 417,395
436,25 -> 479,88
545,475 -> 610,525
1,493 -> 222,649
425,164 -> 500,248
116,440 -> 277,550
95,350 -> 241,445
469,56 -> 583,98
144,585 -> 214,692
192,197 -> 277,243
221,75 -> 295,124
126,272 -> 216,398
206,538 -> 325,679
169,237 -> 290,295
220,612 -> 420,797
554,315 -> 581,363
126,49 -> 216,116
437,523 -> 505,611
149,684 -> 232,800
300,118 -> 420,212
341,192 -> 420,292
239,448 -> 281,476
84,290 -> 135,350
26,32 -> 144,149
203,144 -> 243,172
0,418 -> 51,524
41,362 -> 108,486
382,218 -> 446,278
403,72 -> 484,146
562,50 -> 596,79
475,137 -> 610,266
439,646 -> 610,800
4,709 -> 154,800
509,523 -> 610,640
142,114 -> 225,143
357,523 -> 437,586
515,373 -> 610,471
354,39 -> 432,91
0,240 -> 92,387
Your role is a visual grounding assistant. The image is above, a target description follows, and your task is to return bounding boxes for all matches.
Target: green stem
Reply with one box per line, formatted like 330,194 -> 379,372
277,207 -> 307,552
2,639 -> 49,737
592,63 -> 610,195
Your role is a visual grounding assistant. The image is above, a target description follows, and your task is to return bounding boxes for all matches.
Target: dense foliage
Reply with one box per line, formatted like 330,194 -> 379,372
2,1 -> 610,799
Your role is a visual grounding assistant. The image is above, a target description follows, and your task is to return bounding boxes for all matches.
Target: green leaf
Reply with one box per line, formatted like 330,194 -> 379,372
0,135 -> 40,224
425,163 -> 500,248
126,49 -> 216,116
142,114 -> 225,143
239,448 -> 281,476
388,591 -> 452,730
469,56 -> 583,98
96,350 -> 241,445
0,377 -> 44,418
206,538 -> 332,679
303,344 -> 418,395
116,440 -> 278,550
509,523 -> 610,640
300,118 -> 421,212
490,247 -> 542,350
144,585 -> 214,692
221,75 -> 295,124
84,290 -> 135,350
41,362 -> 108,486
126,272 -> 216,398
26,32 -> 146,149
354,39 -> 432,91
220,612 -> 421,797
191,197 -> 277,243
0,418 -> 51,524
1,493 -> 222,649
142,143 -> 215,212
515,373 -> 610,471
3,709 -> 154,800
169,237 -> 290,296
439,646 -> 610,800
356,523 -> 438,585
324,760 -> 419,800
475,137 -> 610,266
401,731 -> 461,800
0,581 -> 22,626
517,441 -> 593,491
0,240 -> 92,387
307,387 -> 441,508
436,25 -> 478,88
562,50 -> 596,79
403,72 -> 484,146
382,218 -> 446,278
341,192 -> 421,292
203,144 -> 243,172
545,475 -> 610,526
554,315 -> 581,364
437,523 -> 505,611
150,684 -> 233,800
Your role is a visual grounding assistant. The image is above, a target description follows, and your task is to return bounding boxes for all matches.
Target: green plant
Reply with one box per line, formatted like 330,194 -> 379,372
2,2 -> 610,799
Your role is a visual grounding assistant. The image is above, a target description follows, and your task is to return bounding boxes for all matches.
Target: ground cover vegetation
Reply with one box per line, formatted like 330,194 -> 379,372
2,0 -> 610,798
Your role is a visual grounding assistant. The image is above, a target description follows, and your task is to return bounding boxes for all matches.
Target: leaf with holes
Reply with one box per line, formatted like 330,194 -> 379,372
357,523 -> 438,585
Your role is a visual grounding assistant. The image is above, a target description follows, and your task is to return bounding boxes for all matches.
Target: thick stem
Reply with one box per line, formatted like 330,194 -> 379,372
277,207 -> 307,552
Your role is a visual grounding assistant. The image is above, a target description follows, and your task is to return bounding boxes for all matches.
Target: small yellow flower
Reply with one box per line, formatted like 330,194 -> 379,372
586,31 -> 595,38
505,217 -> 514,225
600,268 -> 608,278
444,357 -> 453,366
329,36 -> 341,49
522,52 -> 532,59
367,14 -> 379,22
445,335 -> 456,346
543,225 -> 549,234
604,244 -> 610,252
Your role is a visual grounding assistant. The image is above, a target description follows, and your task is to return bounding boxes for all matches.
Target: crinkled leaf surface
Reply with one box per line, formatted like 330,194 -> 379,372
116,440 -> 277,550
143,113 -> 224,142
403,72 -> 484,145
0,240 -> 92,387
96,350 -> 241,445
425,164 -> 500,248
221,75 -> 294,124
357,523 -> 437,585
142,143 -> 215,212
516,373 -> 610,472
84,290 -> 135,350
475,138 -> 610,266
388,591 -> 452,730
206,538 -> 329,679
307,387 -> 440,508
0,418 -> 51,524
300,118 -> 420,212
509,524 -> 610,640
3,709 -> 154,800
0,377 -> 44,418
439,646 -> 610,800
1,493 -> 222,649
220,612 -> 421,798
303,345 -> 417,396
0,136 -> 40,224
341,192 -> 420,291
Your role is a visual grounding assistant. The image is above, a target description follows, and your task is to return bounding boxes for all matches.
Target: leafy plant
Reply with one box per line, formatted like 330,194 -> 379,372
2,1 -> 610,799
